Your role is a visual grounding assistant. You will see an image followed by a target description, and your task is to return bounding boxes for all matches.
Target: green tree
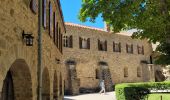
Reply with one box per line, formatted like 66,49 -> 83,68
79,0 -> 170,64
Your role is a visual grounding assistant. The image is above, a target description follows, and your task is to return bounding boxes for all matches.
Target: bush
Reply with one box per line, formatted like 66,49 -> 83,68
115,81 -> 170,100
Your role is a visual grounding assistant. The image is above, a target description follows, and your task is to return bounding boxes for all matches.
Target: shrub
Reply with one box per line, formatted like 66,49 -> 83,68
115,81 -> 170,100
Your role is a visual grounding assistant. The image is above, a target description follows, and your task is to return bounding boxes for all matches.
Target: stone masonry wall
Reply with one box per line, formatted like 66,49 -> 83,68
63,23 -> 153,93
0,0 -> 65,100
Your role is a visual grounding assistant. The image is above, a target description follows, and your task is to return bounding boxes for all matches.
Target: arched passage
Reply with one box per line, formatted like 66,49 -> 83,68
53,71 -> 58,100
42,67 -> 50,100
1,59 -> 33,100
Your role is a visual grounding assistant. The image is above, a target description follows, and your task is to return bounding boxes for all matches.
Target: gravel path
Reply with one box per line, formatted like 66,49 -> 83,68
64,91 -> 116,100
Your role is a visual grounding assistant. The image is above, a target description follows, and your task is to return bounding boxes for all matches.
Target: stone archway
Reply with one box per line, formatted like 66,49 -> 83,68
42,67 -> 50,100
53,71 -> 58,100
1,59 -> 33,100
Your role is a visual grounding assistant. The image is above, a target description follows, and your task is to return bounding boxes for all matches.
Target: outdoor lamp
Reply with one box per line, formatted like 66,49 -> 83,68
22,31 -> 34,46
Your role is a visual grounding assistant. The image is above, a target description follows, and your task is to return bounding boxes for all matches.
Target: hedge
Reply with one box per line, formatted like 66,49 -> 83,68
115,81 -> 170,100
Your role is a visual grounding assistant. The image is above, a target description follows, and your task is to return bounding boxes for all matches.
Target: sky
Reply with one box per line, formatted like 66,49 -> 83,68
60,0 -> 104,29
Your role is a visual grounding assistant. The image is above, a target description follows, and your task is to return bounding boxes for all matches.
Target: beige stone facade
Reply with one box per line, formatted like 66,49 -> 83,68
63,23 -> 154,95
0,0 -> 65,100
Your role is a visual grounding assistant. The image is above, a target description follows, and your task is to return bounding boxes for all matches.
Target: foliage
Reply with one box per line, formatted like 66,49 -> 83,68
147,94 -> 170,100
115,81 -> 170,100
79,0 -> 170,65
155,42 -> 170,65
79,0 -> 170,43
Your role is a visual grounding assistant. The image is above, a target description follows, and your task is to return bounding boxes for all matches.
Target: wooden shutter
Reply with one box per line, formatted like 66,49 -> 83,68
69,35 -> 73,48
105,40 -> 107,51
113,41 -> 115,52
61,34 -> 63,53
53,12 -> 56,43
79,37 -> 82,49
58,28 -> 60,49
43,0 -> 46,28
142,46 -> 144,55
98,39 -> 100,50
126,44 -> 128,53
131,44 -> 133,53
119,42 -> 121,52
49,1 -> 52,37
87,38 -> 90,49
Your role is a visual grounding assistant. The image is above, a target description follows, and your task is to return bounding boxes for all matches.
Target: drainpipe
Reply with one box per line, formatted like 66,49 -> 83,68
38,0 -> 43,100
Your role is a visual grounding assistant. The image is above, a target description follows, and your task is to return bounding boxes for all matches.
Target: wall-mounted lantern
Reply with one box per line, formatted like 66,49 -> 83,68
22,31 -> 34,46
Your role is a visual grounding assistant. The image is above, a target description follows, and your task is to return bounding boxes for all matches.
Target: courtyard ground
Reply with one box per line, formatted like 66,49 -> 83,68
64,91 -> 116,100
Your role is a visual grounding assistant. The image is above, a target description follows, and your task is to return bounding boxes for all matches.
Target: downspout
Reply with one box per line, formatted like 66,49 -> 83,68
38,0 -> 43,100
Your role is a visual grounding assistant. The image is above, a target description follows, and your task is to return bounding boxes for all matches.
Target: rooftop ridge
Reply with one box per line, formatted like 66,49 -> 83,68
65,22 -> 106,32
65,22 -> 132,37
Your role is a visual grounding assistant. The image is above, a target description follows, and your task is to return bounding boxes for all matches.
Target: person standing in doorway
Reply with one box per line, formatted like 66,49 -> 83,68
99,80 -> 106,94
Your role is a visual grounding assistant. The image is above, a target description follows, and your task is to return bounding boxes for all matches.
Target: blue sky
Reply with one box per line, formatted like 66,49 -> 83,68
60,0 -> 104,28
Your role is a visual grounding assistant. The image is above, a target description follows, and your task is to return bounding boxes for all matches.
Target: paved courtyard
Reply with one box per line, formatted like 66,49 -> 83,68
64,91 -> 116,100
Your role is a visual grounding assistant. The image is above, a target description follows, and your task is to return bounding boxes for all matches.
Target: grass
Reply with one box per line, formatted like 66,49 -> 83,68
146,94 -> 170,100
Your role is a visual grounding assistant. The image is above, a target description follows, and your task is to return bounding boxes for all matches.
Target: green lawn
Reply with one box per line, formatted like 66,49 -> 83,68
146,94 -> 170,100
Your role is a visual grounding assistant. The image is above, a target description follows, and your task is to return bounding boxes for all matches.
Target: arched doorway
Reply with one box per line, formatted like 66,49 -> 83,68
53,71 -> 58,100
42,67 -> 50,100
1,59 -> 33,100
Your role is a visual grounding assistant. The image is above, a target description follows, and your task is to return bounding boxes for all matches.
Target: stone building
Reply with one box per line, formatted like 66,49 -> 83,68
63,23 -> 154,95
0,0 -> 65,100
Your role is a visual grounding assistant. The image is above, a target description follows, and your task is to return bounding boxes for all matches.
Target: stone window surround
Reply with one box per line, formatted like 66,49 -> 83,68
98,39 -> 107,51
126,44 -> 133,54
137,45 -> 144,55
113,41 -> 121,52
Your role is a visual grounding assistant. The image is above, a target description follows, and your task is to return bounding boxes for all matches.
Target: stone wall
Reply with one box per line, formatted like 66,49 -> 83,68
0,0 -> 65,100
63,23 -> 153,94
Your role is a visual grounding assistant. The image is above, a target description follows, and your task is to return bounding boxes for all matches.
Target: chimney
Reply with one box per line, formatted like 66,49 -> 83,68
104,22 -> 111,32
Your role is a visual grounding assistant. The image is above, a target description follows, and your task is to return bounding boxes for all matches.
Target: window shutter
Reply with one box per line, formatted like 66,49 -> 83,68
49,1 -> 52,37
69,35 -> 73,48
79,37 -> 82,49
58,28 -> 60,49
61,34 -> 63,53
53,12 -> 56,43
142,46 -> 144,55
43,0 -> 46,28
98,39 -> 100,50
131,44 -> 133,53
113,41 -> 115,52
87,38 -> 90,49
126,44 -> 128,53
105,41 -> 107,51
119,42 -> 121,52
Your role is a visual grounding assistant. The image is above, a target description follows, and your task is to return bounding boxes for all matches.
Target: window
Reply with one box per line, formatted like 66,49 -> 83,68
137,67 -> 141,77
113,42 -> 121,52
49,1 -> 53,37
53,12 -> 56,43
124,67 -> 128,77
63,35 -> 73,48
126,44 -> 133,54
79,37 -> 90,49
43,0 -> 46,28
137,45 -> 144,55
98,40 -> 107,51
96,69 -> 99,79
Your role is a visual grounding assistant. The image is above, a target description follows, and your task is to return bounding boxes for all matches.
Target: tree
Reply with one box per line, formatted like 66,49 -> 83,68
79,0 -> 170,65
